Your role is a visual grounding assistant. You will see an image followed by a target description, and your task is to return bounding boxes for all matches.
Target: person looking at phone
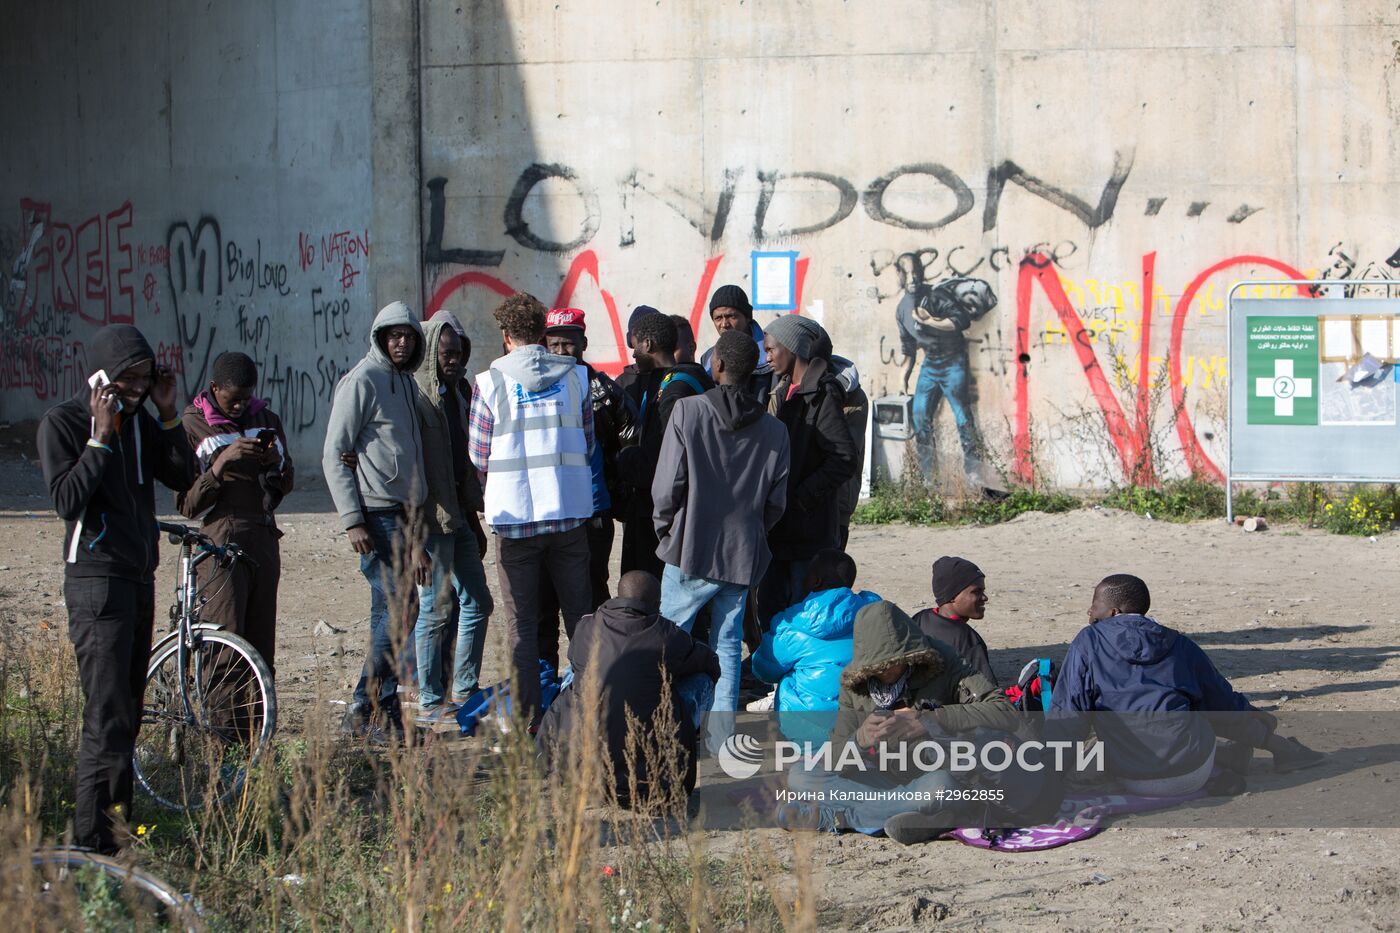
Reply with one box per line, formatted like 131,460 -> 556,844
175,351 -> 294,685
38,324 -> 194,854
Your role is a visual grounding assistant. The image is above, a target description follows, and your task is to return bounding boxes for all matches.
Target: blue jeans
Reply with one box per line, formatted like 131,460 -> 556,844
353,509 -> 408,719
911,351 -> 982,479
415,526 -> 494,707
659,564 -> 747,752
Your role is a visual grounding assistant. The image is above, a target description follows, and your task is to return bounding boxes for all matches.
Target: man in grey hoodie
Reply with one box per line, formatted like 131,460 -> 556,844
323,300 -> 428,738
653,330 -> 790,749
469,293 -> 595,726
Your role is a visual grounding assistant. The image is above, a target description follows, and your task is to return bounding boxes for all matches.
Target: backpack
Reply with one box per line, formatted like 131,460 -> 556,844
1006,658 -> 1056,713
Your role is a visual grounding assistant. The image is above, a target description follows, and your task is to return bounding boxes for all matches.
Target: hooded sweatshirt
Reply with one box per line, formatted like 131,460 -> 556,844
38,324 -> 194,581
752,586 -> 881,743
414,318 -> 483,536
469,344 -> 595,530
831,601 -> 1016,742
700,319 -> 774,405
1049,614 -> 1256,779
322,302 -> 427,530
652,385 -> 790,587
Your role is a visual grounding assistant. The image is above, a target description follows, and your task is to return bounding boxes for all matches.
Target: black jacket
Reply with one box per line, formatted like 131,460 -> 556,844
767,357 -> 859,560
617,363 -> 714,519
913,608 -> 997,687
38,326 -> 194,582
538,597 -> 720,806
588,365 -> 639,510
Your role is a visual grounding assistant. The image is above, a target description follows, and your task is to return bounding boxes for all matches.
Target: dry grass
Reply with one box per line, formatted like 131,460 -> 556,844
0,572 -> 812,932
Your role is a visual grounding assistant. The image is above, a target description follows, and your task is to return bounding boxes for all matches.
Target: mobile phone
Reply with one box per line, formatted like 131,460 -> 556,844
87,370 -> 124,412
255,429 -> 277,448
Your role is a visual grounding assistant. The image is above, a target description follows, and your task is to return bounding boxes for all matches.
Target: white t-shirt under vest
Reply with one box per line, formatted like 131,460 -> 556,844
475,361 -> 593,529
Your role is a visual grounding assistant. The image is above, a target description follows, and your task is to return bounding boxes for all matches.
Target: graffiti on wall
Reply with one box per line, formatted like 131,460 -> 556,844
420,149 -> 1300,484
1,198 -> 367,441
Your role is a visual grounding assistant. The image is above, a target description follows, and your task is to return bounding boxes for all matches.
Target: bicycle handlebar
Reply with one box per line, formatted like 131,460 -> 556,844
156,521 -> 258,570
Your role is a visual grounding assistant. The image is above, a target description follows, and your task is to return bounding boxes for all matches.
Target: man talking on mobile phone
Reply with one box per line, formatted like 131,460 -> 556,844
37,324 -> 194,854
176,351 -> 294,689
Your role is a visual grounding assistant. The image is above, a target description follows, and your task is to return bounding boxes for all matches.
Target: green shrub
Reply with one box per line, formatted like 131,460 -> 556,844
1318,486 -> 1399,536
1102,476 -> 1225,521
960,486 -> 1079,525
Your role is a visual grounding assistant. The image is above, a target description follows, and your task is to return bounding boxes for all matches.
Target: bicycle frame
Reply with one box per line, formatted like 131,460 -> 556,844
160,523 -> 242,730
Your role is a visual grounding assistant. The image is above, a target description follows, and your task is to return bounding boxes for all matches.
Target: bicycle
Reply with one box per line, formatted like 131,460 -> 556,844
132,521 -> 277,812
10,847 -> 203,932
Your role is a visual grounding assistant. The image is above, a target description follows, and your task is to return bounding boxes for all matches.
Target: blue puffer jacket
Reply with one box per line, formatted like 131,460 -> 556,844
752,587 -> 881,743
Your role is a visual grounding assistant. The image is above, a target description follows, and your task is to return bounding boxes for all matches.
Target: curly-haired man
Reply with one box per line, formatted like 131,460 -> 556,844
469,292 -> 595,727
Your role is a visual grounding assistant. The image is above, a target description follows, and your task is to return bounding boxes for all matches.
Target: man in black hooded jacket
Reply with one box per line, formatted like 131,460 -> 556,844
38,324 -> 193,853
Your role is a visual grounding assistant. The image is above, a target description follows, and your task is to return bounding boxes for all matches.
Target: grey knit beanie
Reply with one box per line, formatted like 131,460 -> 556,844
765,314 -> 825,360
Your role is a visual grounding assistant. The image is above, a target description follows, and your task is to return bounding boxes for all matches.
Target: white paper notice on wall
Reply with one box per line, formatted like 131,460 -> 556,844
751,250 -> 797,310
806,299 -> 824,325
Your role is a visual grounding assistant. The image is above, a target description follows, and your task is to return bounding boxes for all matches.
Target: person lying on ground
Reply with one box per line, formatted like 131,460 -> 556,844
912,555 -> 996,686
1049,573 -> 1325,796
536,571 -> 721,809
777,600 -> 1017,842
751,549 -> 879,744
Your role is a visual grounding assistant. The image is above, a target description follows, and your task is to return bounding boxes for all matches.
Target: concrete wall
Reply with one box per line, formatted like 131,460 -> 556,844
6,1 -> 1400,490
0,0 -> 387,472
419,0 -> 1400,488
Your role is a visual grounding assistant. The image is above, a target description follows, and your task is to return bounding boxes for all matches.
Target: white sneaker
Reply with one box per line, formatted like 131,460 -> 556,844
745,691 -> 776,712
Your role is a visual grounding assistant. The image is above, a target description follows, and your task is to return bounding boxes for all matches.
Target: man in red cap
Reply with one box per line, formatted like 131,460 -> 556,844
536,308 -> 639,668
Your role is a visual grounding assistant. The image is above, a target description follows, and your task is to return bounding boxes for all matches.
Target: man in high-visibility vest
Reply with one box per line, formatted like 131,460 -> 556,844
468,292 -> 595,727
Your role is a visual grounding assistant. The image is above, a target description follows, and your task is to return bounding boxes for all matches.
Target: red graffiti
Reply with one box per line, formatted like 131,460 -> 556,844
426,251 -> 810,377
15,198 -> 136,328
0,335 -> 87,401
1014,252 -> 1312,485
155,341 -> 184,375
300,229 -> 371,291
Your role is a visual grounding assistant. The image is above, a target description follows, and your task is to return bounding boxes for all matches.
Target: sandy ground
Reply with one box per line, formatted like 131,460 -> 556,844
3,440 -> 1399,931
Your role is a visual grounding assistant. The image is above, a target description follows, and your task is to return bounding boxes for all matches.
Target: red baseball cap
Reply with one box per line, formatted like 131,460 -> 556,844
545,307 -> 586,332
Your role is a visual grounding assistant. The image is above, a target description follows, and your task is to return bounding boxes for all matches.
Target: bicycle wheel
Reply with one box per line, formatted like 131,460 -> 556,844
17,847 -> 202,932
134,630 -> 277,811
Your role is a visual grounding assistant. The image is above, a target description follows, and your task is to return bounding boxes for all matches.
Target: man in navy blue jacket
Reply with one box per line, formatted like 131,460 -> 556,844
1051,574 -> 1324,794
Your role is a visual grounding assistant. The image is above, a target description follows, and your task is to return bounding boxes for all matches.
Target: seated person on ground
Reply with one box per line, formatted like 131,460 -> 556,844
912,555 -> 996,686
778,600 -> 1018,843
751,549 -> 880,744
537,571 -> 721,809
1050,573 -> 1324,796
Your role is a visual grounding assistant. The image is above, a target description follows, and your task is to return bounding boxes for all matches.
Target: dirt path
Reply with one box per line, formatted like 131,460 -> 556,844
3,451 -> 1398,930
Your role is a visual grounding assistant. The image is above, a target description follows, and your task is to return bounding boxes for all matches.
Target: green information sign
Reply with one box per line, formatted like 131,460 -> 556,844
1246,316 -> 1319,425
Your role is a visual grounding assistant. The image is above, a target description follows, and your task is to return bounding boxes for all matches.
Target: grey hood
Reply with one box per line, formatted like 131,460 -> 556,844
367,301 -> 426,375
321,301 -> 427,529
493,344 -> 579,391
829,355 -> 860,395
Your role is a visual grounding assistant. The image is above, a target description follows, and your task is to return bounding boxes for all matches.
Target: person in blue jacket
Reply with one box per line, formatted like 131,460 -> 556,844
752,549 -> 880,744
1051,574 -> 1324,795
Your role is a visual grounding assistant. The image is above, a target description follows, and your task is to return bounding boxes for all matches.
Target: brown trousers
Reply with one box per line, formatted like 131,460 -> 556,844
197,518 -> 281,672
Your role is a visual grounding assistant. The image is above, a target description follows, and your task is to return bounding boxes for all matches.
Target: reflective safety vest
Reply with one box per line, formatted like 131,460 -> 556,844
475,362 -> 593,528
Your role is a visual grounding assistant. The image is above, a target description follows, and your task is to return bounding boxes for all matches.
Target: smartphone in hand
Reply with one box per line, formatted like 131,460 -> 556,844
255,429 -> 277,448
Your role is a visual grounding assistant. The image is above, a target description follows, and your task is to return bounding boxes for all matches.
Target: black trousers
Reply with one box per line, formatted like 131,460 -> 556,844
64,573 -> 155,854
538,516 -> 614,670
496,525 -> 592,721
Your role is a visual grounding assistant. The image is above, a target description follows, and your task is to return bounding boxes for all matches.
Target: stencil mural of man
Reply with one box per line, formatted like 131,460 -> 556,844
893,252 -> 997,483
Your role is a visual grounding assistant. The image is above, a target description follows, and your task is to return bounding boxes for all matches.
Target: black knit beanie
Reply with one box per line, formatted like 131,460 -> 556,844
931,556 -> 984,606
709,284 -> 752,316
